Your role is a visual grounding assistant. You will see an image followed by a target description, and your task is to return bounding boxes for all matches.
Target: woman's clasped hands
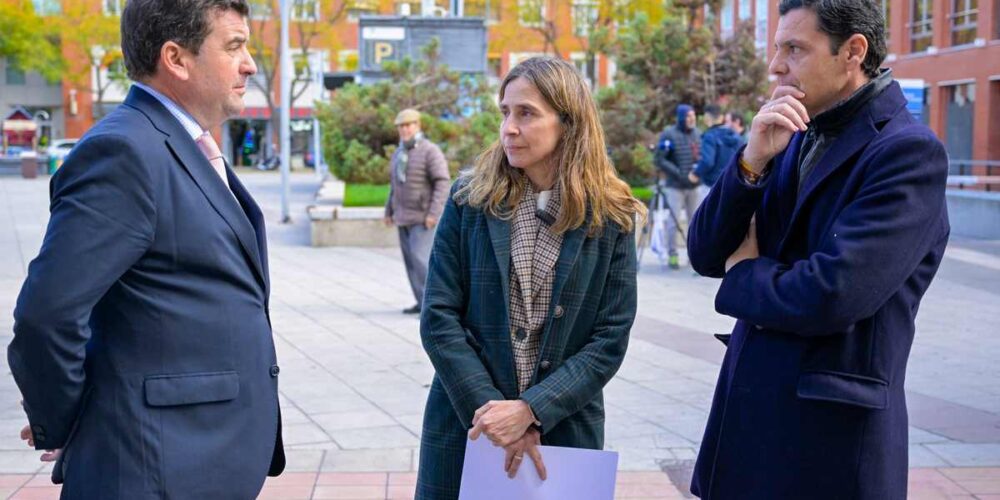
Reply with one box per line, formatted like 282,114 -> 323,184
467,400 -> 547,480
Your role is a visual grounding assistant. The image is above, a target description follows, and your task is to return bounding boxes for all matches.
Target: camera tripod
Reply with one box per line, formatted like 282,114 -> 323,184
636,178 -> 685,270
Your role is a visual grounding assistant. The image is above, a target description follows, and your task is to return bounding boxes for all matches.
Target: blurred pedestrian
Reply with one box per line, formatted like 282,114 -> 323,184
691,104 -> 743,195
416,56 -> 645,499
654,104 -> 701,269
384,108 -> 451,314
725,110 -> 749,144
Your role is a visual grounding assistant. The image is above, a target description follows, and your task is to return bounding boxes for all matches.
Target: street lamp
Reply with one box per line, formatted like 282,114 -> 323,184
279,0 -> 291,223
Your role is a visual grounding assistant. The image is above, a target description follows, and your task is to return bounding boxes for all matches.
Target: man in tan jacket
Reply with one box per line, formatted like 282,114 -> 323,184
384,108 -> 451,314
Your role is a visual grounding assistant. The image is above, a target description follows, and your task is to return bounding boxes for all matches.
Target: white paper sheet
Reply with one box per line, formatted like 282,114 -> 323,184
458,437 -> 619,500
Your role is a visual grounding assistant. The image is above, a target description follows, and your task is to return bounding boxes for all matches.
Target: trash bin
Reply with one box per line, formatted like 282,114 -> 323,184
21,155 -> 38,179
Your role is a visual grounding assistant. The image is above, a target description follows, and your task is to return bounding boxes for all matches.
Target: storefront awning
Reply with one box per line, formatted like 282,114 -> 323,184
239,107 -> 313,120
2,120 -> 38,132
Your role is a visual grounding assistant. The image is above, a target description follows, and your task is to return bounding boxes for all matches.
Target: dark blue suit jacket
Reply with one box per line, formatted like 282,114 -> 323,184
9,86 -> 284,499
687,82 -> 949,499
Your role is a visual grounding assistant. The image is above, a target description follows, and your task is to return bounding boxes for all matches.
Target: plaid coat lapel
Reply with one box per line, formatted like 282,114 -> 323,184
486,212 -> 512,304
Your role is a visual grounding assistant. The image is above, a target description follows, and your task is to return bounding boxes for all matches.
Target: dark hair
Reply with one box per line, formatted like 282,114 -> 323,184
778,0 -> 887,78
121,0 -> 250,81
726,111 -> 746,126
704,104 -> 722,118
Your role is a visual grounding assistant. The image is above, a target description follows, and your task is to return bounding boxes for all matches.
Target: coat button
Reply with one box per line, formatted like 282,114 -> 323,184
553,305 -> 564,318
539,360 -> 552,371
515,327 -> 527,340
269,365 -> 280,377
31,425 -> 44,434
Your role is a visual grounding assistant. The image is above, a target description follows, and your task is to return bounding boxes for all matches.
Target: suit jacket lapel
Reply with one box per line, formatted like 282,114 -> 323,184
227,167 -> 270,297
124,87 -> 268,293
777,109 -> 877,255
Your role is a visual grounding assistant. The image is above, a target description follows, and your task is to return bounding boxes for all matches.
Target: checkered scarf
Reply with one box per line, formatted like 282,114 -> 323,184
509,182 -> 563,394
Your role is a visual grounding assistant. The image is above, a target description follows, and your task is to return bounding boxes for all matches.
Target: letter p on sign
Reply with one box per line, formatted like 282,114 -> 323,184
374,42 -> 394,64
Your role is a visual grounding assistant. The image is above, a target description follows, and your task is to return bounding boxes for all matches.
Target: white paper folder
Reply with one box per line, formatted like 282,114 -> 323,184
458,437 -> 619,500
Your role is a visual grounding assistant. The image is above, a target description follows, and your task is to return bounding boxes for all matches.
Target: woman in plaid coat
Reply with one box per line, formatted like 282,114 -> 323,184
416,56 -> 647,499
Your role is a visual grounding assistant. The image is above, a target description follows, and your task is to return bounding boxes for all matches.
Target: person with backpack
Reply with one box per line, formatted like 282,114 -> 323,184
691,105 -> 743,196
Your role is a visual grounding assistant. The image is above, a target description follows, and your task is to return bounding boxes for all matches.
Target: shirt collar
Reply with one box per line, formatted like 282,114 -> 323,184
810,68 -> 894,135
133,82 -> 205,140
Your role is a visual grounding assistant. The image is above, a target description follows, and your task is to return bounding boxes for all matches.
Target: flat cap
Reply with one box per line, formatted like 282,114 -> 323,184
394,108 -> 421,125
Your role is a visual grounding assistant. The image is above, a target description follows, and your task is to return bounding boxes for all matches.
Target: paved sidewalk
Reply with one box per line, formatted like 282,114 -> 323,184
0,171 -> 998,499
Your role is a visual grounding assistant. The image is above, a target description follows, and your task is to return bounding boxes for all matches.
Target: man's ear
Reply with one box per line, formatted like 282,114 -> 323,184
843,33 -> 869,69
159,41 -> 191,81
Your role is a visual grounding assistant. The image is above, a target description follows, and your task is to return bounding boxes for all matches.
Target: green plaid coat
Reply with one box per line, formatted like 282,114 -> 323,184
416,184 -> 637,499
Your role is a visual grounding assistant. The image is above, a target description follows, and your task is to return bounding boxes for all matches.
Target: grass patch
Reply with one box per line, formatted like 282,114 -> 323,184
344,183 -> 390,207
632,186 -> 653,203
345,183 -> 651,206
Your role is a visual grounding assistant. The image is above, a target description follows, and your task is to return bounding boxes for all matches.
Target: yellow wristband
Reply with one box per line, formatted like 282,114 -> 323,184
739,156 -> 764,184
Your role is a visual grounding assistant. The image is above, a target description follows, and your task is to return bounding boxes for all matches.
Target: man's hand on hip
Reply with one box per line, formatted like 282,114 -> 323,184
742,86 -> 810,173
20,425 -> 61,462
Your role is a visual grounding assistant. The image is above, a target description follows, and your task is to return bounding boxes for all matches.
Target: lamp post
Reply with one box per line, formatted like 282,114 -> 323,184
279,0 -> 292,223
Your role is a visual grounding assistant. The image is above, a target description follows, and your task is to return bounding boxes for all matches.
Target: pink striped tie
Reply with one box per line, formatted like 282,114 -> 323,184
195,132 -> 230,189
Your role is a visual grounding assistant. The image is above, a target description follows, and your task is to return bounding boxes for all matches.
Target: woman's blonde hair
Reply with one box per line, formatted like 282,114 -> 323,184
455,56 -> 646,236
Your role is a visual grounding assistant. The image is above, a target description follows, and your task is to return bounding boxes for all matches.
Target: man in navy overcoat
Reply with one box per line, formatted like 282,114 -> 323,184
687,0 -> 949,498
8,0 -> 284,497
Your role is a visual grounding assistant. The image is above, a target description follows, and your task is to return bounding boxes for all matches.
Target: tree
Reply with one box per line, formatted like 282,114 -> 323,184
0,0 -> 64,82
595,8 -> 767,185
714,21 -> 769,112
59,0 -> 127,119
246,0 -> 350,155
316,38 -> 499,184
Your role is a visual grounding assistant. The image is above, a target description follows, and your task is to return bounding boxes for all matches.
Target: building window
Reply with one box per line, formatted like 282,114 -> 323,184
738,0 -> 751,20
755,0 -> 768,58
464,0 -> 501,21
394,0 -> 420,15
922,84 -> 931,126
32,0 -> 60,15
249,0 -> 273,20
572,1 -> 599,37
950,0 -> 978,45
487,54 -> 501,80
995,0 -> 1000,38
5,65 -> 26,85
518,0 -> 545,28
944,82 -> 976,164
291,0 -> 320,21
103,0 -> 123,16
721,0 -> 735,38
347,0 -> 378,21
570,52 -> 594,88
910,0 -> 934,52
881,0 -> 891,47
338,50 -> 358,72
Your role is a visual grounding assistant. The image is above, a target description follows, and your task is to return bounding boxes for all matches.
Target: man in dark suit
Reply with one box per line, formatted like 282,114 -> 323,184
8,0 -> 284,497
687,0 -> 949,498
